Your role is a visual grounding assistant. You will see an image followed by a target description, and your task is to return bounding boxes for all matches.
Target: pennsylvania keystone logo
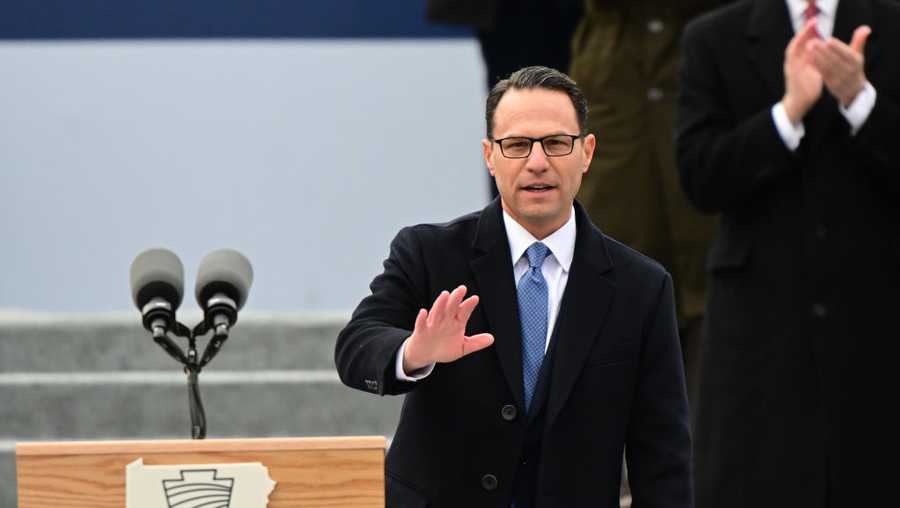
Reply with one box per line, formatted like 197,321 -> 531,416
162,469 -> 233,507
126,458 -> 276,508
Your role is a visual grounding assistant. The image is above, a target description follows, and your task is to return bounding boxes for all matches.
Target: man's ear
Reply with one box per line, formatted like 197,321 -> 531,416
581,133 -> 597,173
482,138 -> 495,175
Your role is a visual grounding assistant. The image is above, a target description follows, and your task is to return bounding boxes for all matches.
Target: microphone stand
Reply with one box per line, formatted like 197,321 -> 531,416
153,320 -> 228,440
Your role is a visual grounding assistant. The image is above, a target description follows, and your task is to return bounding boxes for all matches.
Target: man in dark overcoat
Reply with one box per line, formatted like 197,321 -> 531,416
337,66 -> 692,507
677,1 -> 900,506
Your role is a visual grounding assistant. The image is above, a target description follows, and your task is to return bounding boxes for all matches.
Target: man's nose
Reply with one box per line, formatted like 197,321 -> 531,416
525,140 -> 550,170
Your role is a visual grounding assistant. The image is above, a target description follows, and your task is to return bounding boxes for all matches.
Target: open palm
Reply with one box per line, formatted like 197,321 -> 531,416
403,285 -> 494,372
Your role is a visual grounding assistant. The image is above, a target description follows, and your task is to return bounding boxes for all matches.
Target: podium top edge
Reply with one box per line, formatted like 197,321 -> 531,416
16,436 -> 386,456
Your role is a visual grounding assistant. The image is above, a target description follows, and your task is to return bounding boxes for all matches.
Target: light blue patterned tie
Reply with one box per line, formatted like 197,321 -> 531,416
518,242 -> 550,412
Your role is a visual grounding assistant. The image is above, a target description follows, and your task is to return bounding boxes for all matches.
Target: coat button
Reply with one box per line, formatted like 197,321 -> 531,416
647,19 -> 665,34
647,87 -> 664,101
500,404 -> 517,421
481,473 -> 498,491
811,303 -> 828,317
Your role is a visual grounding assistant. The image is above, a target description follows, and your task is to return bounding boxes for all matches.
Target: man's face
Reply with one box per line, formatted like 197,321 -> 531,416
483,88 -> 596,239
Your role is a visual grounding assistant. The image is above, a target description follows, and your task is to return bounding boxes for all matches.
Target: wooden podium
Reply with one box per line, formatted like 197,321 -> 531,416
16,436 -> 385,507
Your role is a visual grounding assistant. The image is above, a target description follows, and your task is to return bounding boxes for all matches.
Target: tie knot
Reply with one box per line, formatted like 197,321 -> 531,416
525,242 -> 551,269
803,1 -> 819,21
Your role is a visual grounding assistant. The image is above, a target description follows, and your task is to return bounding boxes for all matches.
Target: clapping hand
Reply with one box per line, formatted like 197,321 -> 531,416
783,19 -> 824,123
808,25 -> 871,107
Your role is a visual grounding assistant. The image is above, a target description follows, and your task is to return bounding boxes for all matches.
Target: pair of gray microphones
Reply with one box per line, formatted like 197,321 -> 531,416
129,248 -> 253,345
128,247 -> 253,439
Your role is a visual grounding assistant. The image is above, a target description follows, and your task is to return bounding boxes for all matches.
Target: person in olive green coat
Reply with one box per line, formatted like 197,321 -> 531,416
569,0 -> 730,409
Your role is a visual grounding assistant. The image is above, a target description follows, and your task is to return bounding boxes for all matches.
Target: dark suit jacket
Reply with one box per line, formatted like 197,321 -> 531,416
335,200 -> 691,507
677,1 -> 900,507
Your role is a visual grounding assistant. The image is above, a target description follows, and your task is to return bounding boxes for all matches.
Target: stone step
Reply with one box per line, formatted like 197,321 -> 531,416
0,311 -> 348,371
1,378 -> 402,440
1,451 -> 13,508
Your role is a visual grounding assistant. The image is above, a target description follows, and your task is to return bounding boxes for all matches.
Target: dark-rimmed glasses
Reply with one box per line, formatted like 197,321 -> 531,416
492,134 -> 581,159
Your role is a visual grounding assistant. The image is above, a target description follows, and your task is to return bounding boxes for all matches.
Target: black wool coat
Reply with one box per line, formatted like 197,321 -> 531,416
677,1 -> 900,506
335,200 -> 692,507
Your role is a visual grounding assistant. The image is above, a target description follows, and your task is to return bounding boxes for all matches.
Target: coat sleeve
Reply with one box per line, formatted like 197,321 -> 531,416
851,83 -> 900,193
845,0 -> 900,193
676,20 -> 797,215
626,273 -> 693,508
334,226 -> 429,396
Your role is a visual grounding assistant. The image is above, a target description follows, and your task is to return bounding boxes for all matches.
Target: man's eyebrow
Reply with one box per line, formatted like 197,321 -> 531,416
498,132 -> 572,138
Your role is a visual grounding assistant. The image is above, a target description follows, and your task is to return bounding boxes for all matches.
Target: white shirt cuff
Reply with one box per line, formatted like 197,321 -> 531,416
772,101 -> 805,151
395,337 -> 435,381
839,81 -> 876,136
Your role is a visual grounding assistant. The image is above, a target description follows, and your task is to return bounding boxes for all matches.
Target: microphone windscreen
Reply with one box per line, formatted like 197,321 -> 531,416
195,249 -> 254,310
130,248 -> 185,310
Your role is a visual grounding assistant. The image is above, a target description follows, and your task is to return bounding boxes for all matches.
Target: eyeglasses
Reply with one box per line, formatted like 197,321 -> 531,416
493,134 -> 581,159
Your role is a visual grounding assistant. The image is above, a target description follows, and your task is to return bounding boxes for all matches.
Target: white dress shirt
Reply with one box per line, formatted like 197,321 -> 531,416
395,206 -> 577,381
772,0 -> 877,150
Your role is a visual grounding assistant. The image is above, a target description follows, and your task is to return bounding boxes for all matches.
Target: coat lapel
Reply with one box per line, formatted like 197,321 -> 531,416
544,204 -> 615,429
746,0 -> 793,98
470,199 -> 525,409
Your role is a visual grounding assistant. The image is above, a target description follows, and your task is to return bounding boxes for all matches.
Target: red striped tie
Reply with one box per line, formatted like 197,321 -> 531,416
804,0 -> 821,37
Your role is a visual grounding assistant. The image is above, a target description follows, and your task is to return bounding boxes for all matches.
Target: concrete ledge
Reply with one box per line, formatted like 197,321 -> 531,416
2,382 -> 402,439
1,450 -> 13,508
0,311 -> 351,371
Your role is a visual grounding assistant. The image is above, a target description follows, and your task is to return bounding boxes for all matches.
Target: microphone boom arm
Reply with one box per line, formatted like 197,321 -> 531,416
147,318 -> 219,440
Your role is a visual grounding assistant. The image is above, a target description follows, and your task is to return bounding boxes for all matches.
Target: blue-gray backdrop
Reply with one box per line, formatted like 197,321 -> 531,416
0,0 -> 488,312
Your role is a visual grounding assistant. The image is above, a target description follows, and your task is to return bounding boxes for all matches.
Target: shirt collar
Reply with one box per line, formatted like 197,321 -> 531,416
787,0 -> 838,24
502,207 -> 576,273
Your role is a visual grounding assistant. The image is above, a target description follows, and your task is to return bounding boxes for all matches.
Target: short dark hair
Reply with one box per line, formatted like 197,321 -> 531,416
485,66 -> 588,139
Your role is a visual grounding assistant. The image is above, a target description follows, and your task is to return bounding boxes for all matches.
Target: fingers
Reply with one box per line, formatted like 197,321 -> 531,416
427,290 -> 450,326
427,285 -> 469,327
809,35 -> 867,105
810,40 -> 849,79
789,19 -> 820,56
823,37 -> 861,66
799,18 -> 821,41
446,285 -> 468,317
850,25 -> 871,55
413,307 -> 427,332
461,333 -> 495,357
456,294 -> 480,324
809,26 -> 867,76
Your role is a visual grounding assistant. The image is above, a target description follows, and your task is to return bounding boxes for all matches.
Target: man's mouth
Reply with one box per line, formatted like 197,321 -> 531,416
522,184 -> 555,192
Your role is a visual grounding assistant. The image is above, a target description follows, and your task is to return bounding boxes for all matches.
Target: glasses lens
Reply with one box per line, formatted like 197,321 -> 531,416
543,135 -> 575,156
500,138 -> 531,158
